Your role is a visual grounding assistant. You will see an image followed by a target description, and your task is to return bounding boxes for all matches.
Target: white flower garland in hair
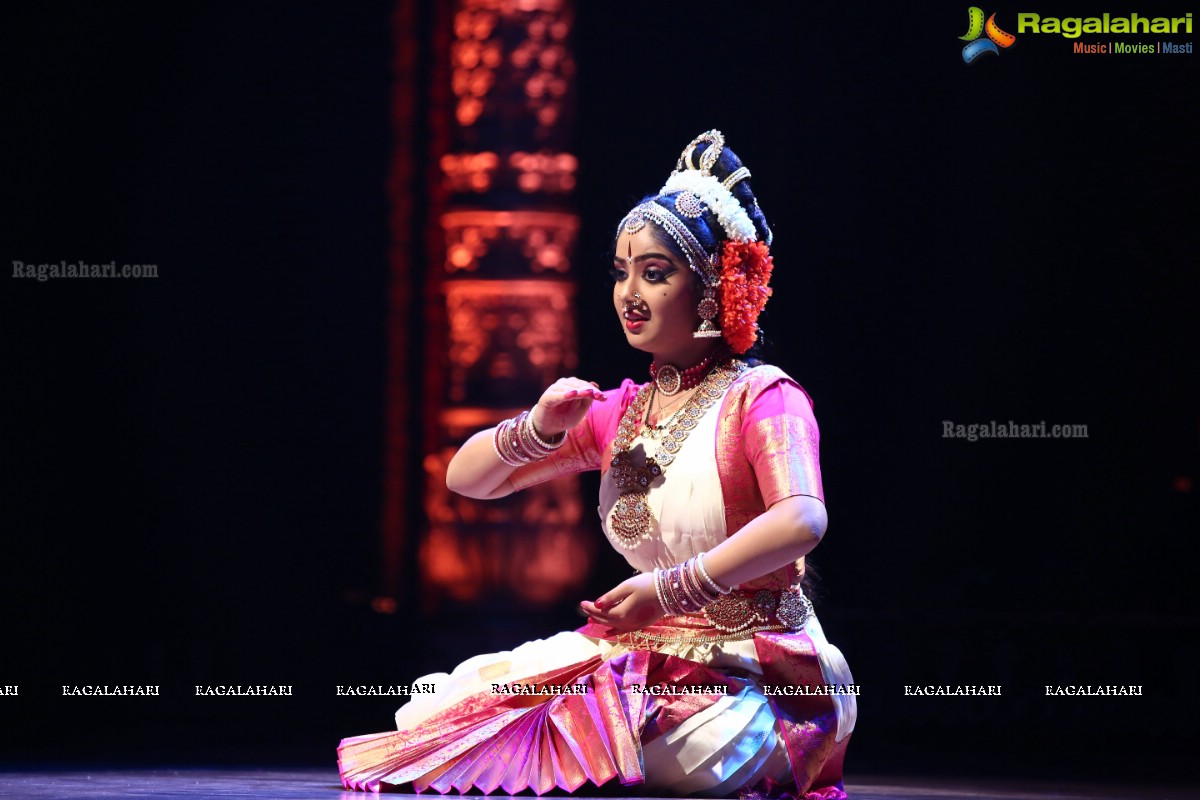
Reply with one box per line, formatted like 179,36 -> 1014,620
660,170 -> 758,243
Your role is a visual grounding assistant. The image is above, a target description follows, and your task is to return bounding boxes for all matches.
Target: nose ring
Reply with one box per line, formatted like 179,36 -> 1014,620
633,292 -> 641,300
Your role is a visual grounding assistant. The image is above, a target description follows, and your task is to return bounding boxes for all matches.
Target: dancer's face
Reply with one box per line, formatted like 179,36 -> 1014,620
612,226 -> 701,359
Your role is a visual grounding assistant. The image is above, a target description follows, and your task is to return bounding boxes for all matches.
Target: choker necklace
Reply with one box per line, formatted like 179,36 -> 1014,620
649,350 -> 725,396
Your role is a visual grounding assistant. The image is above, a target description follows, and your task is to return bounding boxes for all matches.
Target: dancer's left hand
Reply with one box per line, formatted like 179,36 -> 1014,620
580,573 -> 663,631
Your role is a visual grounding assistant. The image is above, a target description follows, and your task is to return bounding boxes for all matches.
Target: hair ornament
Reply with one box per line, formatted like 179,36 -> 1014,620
661,169 -> 757,243
617,201 -> 716,285
623,208 -> 646,234
662,129 -> 757,243
721,167 -> 751,191
675,130 -> 726,175
717,240 -> 774,354
674,191 -> 706,219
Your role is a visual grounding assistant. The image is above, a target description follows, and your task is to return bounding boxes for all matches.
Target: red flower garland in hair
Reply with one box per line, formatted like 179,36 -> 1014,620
718,240 -> 774,354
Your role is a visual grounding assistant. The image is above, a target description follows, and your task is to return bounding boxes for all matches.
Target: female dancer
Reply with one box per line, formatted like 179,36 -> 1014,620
339,130 -> 856,798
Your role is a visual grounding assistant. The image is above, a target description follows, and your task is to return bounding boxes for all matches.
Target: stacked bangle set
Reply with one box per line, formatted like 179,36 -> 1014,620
653,553 -> 731,617
492,409 -> 566,467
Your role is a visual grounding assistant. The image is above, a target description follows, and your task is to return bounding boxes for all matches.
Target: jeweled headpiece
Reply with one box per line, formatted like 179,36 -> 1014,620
615,130 -> 775,354
662,131 -> 758,245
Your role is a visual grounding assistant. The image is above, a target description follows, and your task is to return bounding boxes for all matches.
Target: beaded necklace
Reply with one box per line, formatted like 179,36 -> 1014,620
607,359 -> 746,549
649,348 -> 728,395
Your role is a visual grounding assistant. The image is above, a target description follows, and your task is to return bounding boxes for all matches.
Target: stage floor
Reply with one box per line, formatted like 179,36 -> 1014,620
0,769 -> 1195,800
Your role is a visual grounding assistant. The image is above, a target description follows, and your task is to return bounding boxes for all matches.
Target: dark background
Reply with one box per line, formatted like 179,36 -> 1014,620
3,0 -> 1197,785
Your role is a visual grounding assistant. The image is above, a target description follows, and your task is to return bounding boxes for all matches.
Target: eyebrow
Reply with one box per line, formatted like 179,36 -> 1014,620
612,252 -> 678,265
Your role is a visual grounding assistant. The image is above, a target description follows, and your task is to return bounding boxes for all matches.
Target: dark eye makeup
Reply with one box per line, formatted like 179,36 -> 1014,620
642,265 -> 678,283
609,261 -> 678,284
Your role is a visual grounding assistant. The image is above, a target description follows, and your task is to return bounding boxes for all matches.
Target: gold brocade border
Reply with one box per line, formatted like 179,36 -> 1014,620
613,620 -> 790,650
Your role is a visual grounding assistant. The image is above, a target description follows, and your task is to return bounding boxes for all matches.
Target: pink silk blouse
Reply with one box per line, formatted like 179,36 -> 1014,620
508,364 -> 824,591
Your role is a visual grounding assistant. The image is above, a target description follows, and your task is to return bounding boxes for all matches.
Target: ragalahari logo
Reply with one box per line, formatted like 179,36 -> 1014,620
960,7 -> 1017,62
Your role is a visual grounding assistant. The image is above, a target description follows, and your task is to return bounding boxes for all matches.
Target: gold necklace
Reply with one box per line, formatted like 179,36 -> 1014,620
654,385 -> 695,416
608,359 -> 746,549
643,388 -> 693,439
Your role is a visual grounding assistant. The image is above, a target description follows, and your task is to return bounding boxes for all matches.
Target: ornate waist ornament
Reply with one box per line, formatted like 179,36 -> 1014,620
704,586 -> 814,633
615,585 -> 816,651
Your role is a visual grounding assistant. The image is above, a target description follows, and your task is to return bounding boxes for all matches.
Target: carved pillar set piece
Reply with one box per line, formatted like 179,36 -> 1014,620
413,0 -> 591,610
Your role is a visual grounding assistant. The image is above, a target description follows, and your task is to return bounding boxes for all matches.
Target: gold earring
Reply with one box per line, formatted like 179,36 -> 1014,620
694,286 -> 721,339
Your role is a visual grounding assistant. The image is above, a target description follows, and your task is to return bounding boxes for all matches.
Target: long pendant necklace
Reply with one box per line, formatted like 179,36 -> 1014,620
608,359 -> 746,549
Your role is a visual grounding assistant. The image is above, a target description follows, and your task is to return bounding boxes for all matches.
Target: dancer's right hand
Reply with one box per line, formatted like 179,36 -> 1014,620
530,378 -> 606,438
